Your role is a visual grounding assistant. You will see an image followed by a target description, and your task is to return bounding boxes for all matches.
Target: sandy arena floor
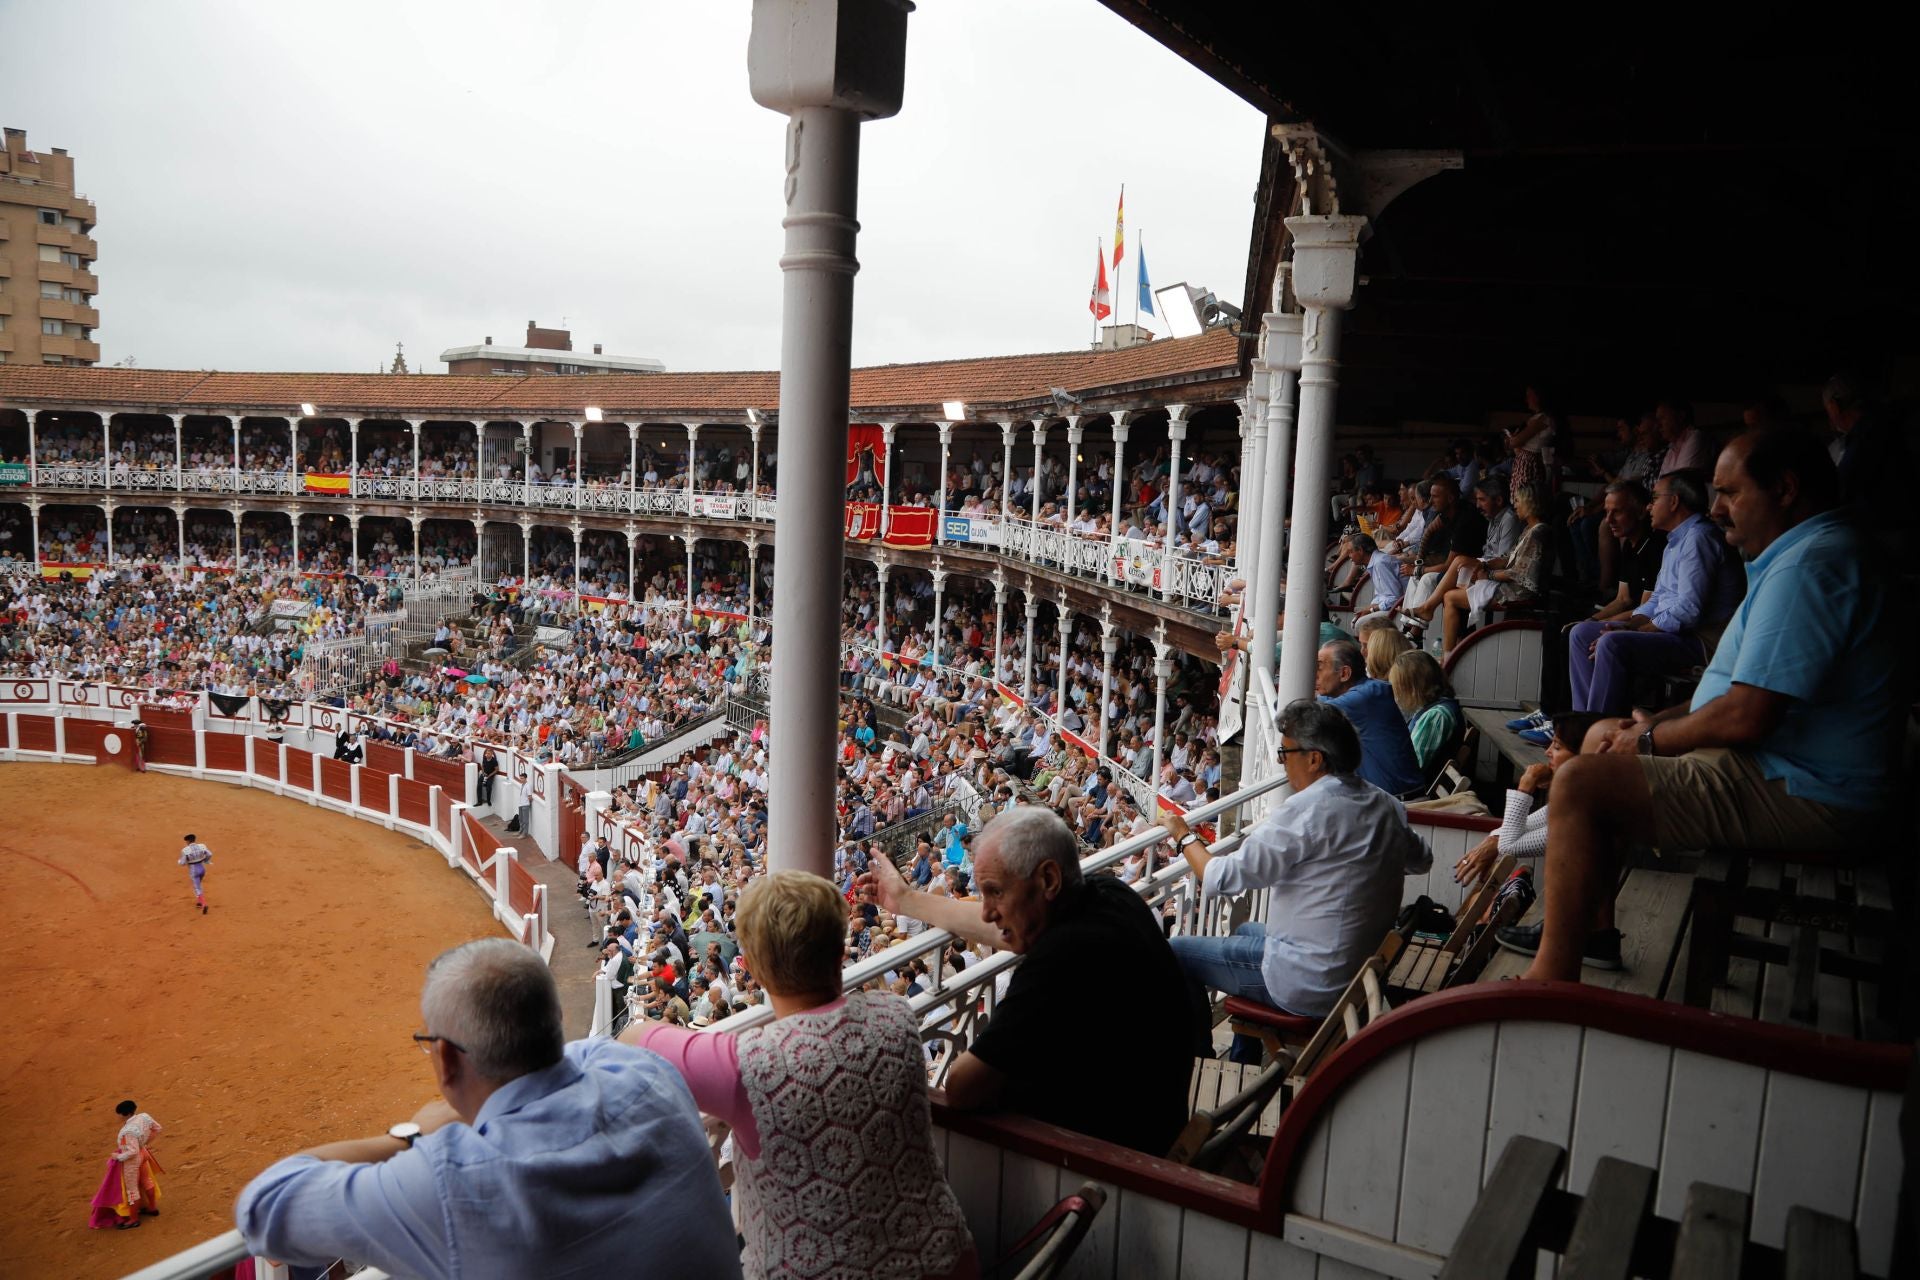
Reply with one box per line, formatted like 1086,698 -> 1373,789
0,764 -> 507,1280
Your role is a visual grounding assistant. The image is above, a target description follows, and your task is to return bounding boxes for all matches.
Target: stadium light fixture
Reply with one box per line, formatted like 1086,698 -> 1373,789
942,400 -> 967,422
1154,284 -> 1207,339
584,405 -> 604,423
299,402 -> 317,418
745,408 -> 763,427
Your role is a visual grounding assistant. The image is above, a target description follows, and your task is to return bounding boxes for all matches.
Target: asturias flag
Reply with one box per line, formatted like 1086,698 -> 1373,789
1138,240 -> 1155,316
1112,187 -> 1125,267
1089,245 -> 1112,320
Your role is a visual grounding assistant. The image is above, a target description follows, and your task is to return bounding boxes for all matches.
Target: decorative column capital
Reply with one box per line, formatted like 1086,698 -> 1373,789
880,421 -> 898,446
568,517 -> 584,536
1031,418 -> 1049,444
1110,409 -> 1131,441
1065,416 -> 1083,444
684,421 -> 703,438
1165,404 -> 1190,441
627,421 -> 642,439
1261,311 -> 1305,373
998,419 -> 1018,447
1283,213 -> 1367,312
938,421 -> 954,446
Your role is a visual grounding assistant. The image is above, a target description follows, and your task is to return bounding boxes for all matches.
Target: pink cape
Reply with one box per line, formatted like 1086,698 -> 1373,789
86,1157 -> 127,1229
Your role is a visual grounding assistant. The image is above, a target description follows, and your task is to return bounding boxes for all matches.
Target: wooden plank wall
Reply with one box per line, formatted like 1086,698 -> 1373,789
1401,822 -> 1489,917
1286,1023 -> 1902,1278
1448,628 -> 1543,710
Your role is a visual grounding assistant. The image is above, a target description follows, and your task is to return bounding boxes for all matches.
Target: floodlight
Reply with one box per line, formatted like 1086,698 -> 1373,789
745,408 -> 763,427
942,400 -> 967,422
300,402 -> 317,418
584,405 -> 604,423
1154,284 -> 1207,339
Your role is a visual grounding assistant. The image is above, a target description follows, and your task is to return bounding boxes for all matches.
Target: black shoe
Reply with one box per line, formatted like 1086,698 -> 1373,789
1583,928 -> 1624,971
1494,922 -> 1543,956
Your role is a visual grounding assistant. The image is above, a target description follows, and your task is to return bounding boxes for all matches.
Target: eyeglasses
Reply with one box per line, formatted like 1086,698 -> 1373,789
413,1032 -> 466,1056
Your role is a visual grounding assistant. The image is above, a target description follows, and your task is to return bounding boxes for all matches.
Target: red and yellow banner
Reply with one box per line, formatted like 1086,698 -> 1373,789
303,472 -> 351,494
40,562 -> 100,580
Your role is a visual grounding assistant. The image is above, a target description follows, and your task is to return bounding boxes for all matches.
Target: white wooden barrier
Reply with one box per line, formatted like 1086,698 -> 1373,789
1442,620 -> 1544,710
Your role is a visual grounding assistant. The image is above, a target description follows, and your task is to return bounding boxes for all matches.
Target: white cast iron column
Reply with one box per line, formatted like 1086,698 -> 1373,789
1021,584 -> 1039,698
1053,588 -> 1072,720
1149,624 -> 1172,788
930,559 -> 946,667
750,0 -> 909,875
1106,410 -> 1130,583
1098,606 -> 1117,757
997,419 -> 1016,532
1248,314 -> 1303,701
1275,214 -> 1365,705
1160,404 -> 1188,602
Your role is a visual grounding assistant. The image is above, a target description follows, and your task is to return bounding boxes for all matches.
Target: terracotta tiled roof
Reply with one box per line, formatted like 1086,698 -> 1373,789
0,331 -> 1242,419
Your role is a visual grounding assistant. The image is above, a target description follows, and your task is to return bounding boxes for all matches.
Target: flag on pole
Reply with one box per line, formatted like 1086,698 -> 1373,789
1138,239 -> 1155,317
1089,245 -> 1112,320
1112,187 -> 1125,267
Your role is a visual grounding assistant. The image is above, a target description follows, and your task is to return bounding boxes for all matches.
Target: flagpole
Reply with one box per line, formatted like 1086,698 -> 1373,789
1092,237 -> 1100,348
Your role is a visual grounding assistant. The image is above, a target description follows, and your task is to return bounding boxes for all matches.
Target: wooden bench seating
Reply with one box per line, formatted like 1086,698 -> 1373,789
1442,1134 -> 1863,1280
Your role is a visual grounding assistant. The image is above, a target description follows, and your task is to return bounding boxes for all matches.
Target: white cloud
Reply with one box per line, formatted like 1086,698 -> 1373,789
1,0 -> 1263,372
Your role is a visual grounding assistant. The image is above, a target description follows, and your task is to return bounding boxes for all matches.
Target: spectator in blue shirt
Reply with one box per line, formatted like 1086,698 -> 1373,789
1316,638 -> 1425,796
1568,469 -> 1742,713
236,939 -> 739,1279
1519,426 -> 1900,983
1343,531 -> 1407,617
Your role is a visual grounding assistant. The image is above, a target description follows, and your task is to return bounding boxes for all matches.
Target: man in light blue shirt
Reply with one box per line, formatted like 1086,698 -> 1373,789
1342,531 -> 1406,616
1317,638 -> 1425,796
1517,427 -> 1899,984
1568,469 -> 1743,713
236,939 -> 740,1280
1162,701 -> 1431,1058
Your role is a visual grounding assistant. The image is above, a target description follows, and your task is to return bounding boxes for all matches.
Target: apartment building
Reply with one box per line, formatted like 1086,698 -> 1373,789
441,320 -> 663,375
0,127 -> 100,366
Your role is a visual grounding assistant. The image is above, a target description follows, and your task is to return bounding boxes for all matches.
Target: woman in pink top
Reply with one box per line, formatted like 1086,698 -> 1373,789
627,870 -> 976,1280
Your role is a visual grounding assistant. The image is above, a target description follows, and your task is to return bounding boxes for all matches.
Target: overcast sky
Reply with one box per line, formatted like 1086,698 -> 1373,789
1,0 -> 1264,375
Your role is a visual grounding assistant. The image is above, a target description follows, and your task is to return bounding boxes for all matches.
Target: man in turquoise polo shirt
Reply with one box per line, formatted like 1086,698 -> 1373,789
1518,425 -> 1901,982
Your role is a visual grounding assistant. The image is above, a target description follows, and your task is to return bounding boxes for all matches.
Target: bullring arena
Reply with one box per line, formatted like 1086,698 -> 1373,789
0,764 -> 504,1280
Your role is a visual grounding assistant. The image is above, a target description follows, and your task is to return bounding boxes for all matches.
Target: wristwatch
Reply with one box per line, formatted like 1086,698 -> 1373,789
1180,833 -> 1205,852
1637,725 -> 1657,757
387,1122 -> 422,1148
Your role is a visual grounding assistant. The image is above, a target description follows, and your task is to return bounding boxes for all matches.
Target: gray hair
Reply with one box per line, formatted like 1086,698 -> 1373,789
421,938 -> 564,1083
1321,638 -> 1366,687
981,805 -> 1083,889
1659,468 -> 1709,514
1275,699 -> 1363,775
1346,531 -> 1378,557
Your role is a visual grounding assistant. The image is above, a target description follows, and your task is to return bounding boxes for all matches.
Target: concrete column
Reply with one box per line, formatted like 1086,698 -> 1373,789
1160,405 -> 1189,602
1053,589 -> 1072,719
1249,315 -> 1303,702
1098,608 -> 1117,758
936,420 -> 953,544
1021,585 -> 1039,699
1029,419 -> 1048,525
750,0 -> 909,875
1062,415 -> 1083,543
1107,411 -> 1131,582
1276,214 -> 1365,706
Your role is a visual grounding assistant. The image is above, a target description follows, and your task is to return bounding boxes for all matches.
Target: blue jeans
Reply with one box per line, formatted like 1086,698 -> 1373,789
1171,923 -> 1279,1064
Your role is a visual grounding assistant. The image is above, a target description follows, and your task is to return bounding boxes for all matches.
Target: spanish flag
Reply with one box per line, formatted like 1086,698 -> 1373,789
41,562 -> 97,580
1112,186 -> 1125,267
303,472 -> 351,494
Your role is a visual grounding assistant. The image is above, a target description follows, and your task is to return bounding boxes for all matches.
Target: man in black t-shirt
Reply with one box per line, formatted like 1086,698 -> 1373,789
865,806 -> 1197,1156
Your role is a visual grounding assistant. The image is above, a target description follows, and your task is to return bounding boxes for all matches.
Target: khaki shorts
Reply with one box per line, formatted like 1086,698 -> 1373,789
1638,747 -> 1873,853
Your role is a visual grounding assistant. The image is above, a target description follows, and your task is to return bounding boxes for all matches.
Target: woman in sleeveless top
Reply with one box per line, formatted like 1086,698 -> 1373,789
628,870 -> 977,1279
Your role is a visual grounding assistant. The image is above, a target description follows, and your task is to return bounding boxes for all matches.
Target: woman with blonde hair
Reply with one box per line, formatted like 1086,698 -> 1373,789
627,870 -> 976,1279
1423,483 -> 1551,654
1389,649 -> 1464,781
1362,623 -> 1411,682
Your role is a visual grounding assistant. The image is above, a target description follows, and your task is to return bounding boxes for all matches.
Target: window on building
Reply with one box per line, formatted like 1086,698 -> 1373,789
63,216 -> 83,232
66,288 -> 88,303
38,209 -> 59,225
61,252 -> 84,268
43,319 -> 64,335
39,244 -> 60,262
79,326 -> 93,340
43,355 -> 64,364
41,281 -> 62,299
